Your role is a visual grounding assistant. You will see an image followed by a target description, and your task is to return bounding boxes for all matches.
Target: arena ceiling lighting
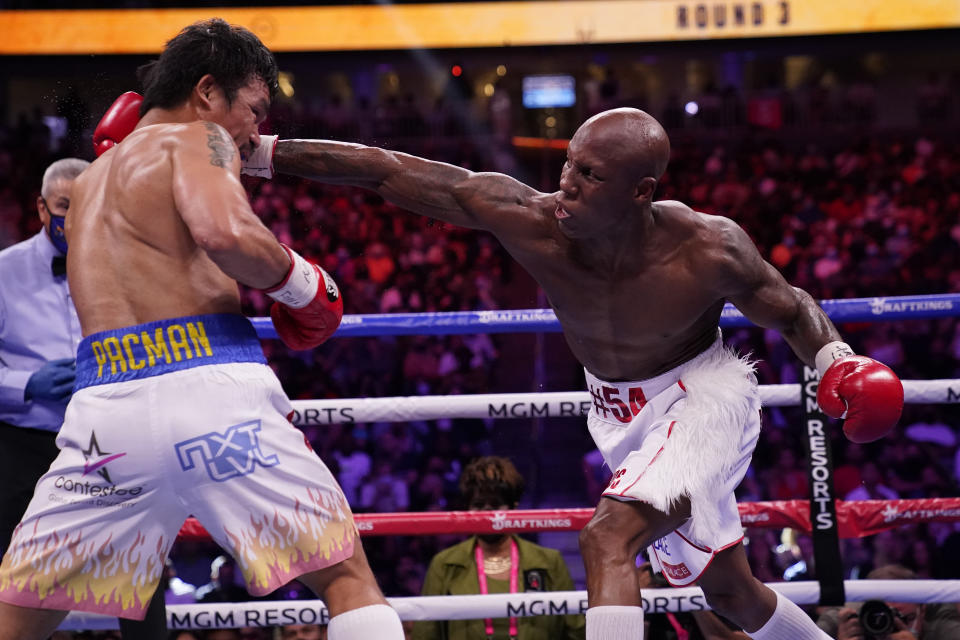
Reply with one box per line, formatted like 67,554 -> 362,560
1,0 -> 958,54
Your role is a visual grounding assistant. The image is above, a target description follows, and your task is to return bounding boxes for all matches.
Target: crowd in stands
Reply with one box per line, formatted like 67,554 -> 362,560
1,74 -> 958,638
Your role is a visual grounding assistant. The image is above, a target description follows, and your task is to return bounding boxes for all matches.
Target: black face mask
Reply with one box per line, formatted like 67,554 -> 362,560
41,197 -> 68,254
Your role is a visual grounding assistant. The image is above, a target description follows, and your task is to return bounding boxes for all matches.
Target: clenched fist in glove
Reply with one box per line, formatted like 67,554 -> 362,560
241,135 -> 278,178
815,342 -> 903,443
93,91 -> 143,156
263,245 -> 342,350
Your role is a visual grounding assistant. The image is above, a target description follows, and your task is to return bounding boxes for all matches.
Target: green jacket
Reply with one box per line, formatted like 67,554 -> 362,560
412,535 -> 586,640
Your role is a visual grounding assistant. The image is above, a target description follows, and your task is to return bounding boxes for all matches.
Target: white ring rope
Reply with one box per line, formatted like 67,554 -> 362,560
59,580 -> 960,630
289,379 -> 959,424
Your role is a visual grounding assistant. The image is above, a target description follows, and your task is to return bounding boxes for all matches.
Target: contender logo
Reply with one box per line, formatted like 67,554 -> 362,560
81,431 -> 125,483
53,432 -> 144,504
54,476 -> 142,497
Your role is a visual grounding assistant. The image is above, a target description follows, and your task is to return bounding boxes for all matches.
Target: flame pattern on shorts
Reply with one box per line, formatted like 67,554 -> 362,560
224,485 -> 357,595
0,518 -> 167,617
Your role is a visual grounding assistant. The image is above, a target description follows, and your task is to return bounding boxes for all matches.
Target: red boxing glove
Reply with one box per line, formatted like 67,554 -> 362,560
93,92 -> 143,157
817,355 -> 903,443
264,245 -> 343,350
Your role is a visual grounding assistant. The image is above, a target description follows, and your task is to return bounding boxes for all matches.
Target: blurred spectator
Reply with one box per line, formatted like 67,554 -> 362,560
333,428 -> 373,505
766,449 -> 809,500
844,461 -> 899,501
359,457 -> 411,512
744,531 -> 782,585
917,73 -> 951,123
413,456 -> 585,640
816,564 -> 960,639
582,448 -> 610,503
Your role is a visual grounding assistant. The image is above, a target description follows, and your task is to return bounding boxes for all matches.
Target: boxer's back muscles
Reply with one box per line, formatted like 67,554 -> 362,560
69,121 -> 281,336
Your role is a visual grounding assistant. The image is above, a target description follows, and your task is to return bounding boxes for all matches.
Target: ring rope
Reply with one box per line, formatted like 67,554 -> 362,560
176,498 -> 960,543
251,293 -> 960,338
287,379 -> 959,426
59,580 -> 960,630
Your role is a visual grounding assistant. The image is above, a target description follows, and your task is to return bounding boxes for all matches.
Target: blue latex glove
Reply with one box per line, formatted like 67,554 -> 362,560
25,358 -> 76,403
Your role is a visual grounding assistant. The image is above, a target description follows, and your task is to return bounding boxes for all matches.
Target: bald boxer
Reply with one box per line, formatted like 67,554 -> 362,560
0,19 -> 402,640
247,108 -> 903,640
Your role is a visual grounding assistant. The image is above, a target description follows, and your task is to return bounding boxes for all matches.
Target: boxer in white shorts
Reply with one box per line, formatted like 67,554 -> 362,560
0,313 -> 356,617
219,95 -> 903,640
248,107 -> 903,639
587,332 -> 761,587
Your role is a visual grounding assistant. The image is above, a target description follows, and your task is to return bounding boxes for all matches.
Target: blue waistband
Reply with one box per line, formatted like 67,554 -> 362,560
75,314 -> 266,391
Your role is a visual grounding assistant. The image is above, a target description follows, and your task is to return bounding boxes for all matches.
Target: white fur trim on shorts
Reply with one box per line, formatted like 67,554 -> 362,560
589,336 -> 761,549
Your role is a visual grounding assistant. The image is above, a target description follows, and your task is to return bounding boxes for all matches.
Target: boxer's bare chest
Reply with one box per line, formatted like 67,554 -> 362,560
502,218 -> 726,381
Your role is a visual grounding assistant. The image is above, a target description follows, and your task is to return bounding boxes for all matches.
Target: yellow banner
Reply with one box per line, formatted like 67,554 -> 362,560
1,1 -> 958,55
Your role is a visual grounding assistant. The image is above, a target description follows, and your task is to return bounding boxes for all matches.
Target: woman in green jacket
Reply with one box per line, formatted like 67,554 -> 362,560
413,457 -> 585,640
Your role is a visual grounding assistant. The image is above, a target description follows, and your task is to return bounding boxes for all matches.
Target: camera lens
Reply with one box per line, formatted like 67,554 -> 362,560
860,600 -> 895,635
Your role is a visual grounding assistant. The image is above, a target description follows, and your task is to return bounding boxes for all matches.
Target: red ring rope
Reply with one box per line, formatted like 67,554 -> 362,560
177,497 -> 960,542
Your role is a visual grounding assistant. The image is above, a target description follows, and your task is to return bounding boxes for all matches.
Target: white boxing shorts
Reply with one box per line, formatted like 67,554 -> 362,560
0,314 -> 356,618
587,333 -> 761,586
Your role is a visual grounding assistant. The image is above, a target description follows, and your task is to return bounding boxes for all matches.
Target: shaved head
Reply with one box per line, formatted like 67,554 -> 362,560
575,108 -> 671,181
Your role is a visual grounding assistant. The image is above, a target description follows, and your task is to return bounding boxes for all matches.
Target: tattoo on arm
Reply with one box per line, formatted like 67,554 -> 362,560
204,122 -> 235,168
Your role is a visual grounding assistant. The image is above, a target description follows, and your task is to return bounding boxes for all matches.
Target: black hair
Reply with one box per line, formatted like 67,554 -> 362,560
459,456 -> 526,508
136,18 -> 278,116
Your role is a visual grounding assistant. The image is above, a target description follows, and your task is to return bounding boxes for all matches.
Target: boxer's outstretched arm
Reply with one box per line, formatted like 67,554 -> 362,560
173,122 -> 290,288
273,139 -> 540,232
718,217 -> 903,442
712,218 -> 841,365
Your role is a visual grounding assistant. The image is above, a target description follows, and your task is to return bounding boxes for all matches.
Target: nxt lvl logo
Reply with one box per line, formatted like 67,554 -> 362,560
82,431 -> 127,483
175,420 -> 279,482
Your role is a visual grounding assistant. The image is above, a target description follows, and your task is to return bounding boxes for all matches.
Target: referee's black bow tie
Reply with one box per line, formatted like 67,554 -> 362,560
51,256 -> 66,277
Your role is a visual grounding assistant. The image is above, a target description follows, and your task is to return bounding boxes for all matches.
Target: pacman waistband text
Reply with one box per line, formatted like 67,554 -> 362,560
90,321 -> 214,378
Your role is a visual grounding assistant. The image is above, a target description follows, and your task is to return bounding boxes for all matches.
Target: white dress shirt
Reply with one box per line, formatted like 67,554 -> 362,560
0,231 -> 82,431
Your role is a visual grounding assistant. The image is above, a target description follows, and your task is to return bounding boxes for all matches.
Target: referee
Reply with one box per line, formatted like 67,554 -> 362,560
0,157 -> 86,554
0,157 -> 167,639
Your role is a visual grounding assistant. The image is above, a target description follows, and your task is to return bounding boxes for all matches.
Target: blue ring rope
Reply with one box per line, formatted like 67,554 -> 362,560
252,293 -> 960,339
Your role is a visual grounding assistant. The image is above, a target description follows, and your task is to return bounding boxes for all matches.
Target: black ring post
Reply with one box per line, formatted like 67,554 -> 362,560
800,364 -> 846,606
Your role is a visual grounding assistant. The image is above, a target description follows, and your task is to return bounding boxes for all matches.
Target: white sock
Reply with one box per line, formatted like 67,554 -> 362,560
586,605 -> 645,640
749,591 -> 831,639
327,603 -> 404,640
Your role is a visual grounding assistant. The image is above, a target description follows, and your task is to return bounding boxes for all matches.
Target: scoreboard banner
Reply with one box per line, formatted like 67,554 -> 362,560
1,0 -> 959,54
